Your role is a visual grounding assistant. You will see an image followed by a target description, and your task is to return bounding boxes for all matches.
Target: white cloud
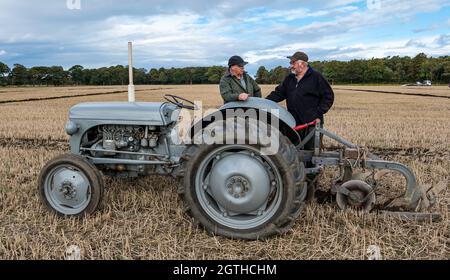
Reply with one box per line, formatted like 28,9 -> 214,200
0,50 -> 6,56
272,0 -> 450,38
243,33 -> 450,64
0,0 -> 448,71
66,13 -> 240,67
331,35 -> 450,59
243,5 -> 358,23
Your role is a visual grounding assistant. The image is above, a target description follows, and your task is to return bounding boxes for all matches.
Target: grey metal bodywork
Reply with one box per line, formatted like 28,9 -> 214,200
298,121 -> 435,211
59,96 -> 437,220
219,97 -> 296,128
69,102 -> 175,124
192,97 -> 300,144
67,102 -> 178,154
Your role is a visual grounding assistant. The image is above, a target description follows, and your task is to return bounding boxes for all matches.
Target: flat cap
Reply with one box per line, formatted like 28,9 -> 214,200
228,55 -> 248,67
287,51 -> 309,62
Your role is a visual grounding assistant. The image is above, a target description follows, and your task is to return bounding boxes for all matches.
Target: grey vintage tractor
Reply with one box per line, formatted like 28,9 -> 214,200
38,95 -> 441,239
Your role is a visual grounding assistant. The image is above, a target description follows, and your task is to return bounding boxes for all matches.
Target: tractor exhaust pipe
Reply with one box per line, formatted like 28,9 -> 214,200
128,41 -> 135,102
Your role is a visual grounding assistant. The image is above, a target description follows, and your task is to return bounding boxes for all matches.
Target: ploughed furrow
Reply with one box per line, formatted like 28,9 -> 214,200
0,137 -> 68,150
1,137 -> 448,159
336,88 -> 450,99
0,87 -> 172,105
325,145 -> 449,159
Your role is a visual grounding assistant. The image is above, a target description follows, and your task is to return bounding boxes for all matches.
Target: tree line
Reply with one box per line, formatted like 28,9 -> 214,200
256,54 -> 450,85
1,53 -> 449,86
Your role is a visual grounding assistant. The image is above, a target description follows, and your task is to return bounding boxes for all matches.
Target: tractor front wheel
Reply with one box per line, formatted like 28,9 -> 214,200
38,154 -> 104,216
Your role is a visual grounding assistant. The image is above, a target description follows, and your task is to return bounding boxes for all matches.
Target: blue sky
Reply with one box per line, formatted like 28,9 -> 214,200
0,0 -> 449,76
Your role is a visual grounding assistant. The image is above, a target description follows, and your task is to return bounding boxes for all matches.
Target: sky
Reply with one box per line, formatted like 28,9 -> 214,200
0,0 -> 449,76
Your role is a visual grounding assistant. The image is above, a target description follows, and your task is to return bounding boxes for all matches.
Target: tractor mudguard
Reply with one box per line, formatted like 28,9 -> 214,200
190,97 -> 300,145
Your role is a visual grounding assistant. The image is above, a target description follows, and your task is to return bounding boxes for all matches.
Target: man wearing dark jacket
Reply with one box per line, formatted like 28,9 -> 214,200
267,51 -> 334,198
220,55 -> 262,103
266,51 -> 334,127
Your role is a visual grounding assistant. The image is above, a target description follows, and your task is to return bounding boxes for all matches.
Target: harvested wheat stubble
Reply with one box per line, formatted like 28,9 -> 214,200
335,88 -> 450,100
0,85 -> 177,102
333,85 -> 450,98
0,85 -> 449,259
0,85 -> 449,151
0,146 -> 448,259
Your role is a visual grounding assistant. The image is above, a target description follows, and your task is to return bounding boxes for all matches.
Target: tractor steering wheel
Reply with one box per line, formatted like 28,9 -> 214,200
164,94 -> 198,110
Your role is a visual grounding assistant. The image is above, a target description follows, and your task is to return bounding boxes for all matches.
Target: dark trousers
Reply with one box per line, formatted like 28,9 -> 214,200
298,122 -> 324,197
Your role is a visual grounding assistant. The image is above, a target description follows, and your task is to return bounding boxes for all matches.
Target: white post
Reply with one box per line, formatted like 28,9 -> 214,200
128,42 -> 135,102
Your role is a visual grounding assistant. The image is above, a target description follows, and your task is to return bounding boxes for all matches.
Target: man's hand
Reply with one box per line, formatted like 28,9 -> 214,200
238,93 -> 249,101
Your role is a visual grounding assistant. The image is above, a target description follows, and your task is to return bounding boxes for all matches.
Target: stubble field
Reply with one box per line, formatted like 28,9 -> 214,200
0,84 -> 449,259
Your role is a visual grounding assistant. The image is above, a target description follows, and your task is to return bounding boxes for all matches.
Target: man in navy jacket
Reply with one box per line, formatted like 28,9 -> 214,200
267,51 -> 334,197
266,51 -> 334,127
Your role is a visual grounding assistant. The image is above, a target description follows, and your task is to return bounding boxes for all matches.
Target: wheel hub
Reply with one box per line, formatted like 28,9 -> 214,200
208,153 -> 271,214
47,167 -> 91,210
336,180 -> 376,212
226,176 -> 250,198
60,181 -> 77,200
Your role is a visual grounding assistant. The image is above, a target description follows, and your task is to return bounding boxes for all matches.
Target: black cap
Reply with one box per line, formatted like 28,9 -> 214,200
287,51 -> 309,62
228,55 -> 248,67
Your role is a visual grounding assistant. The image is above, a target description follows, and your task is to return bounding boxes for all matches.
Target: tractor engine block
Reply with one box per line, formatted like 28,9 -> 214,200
101,125 -> 144,152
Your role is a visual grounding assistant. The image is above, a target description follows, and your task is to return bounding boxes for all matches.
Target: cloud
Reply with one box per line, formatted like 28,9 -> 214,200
412,24 -> 440,33
406,39 -> 428,48
0,50 -> 6,56
244,5 -> 358,22
434,34 -> 450,47
272,0 -> 449,38
243,33 -> 450,65
0,0 -> 448,74
324,35 -> 450,59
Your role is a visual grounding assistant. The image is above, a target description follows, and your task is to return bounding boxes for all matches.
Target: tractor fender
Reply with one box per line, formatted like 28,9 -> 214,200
190,97 -> 300,145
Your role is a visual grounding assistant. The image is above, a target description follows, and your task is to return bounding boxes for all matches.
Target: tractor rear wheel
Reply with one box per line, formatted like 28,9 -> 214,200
178,131 -> 306,239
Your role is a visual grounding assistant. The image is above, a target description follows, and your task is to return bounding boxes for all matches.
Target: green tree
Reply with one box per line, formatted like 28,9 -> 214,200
171,68 -> 188,84
69,65 -> 84,85
269,66 -> 289,84
365,59 -> 393,83
48,66 -> 68,86
205,66 -> 226,84
109,65 -> 128,85
158,68 -> 168,84
192,67 -> 209,83
0,61 -> 10,86
134,68 -> 148,84
344,60 -> 367,84
255,66 -> 270,84
441,61 -> 450,83
149,68 -> 159,84
29,66 -> 49,86
10,64 -> 28,85
406,53 -> 427,82
89,67 -> 111,85
184,67 -> 195,85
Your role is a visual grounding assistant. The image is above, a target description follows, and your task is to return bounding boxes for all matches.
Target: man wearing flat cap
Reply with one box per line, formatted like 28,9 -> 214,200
219,55 -> 262,103
267,51 -> 334,198
266,51 -> 334,148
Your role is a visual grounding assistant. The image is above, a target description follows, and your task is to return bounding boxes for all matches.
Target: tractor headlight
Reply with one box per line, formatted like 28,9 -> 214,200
65,120 -> 79,135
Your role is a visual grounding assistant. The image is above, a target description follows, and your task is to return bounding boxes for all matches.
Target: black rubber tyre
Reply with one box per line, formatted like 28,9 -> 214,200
177,126 -> 306,240
305,175 -> 317,202
38,154 -> 104,216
